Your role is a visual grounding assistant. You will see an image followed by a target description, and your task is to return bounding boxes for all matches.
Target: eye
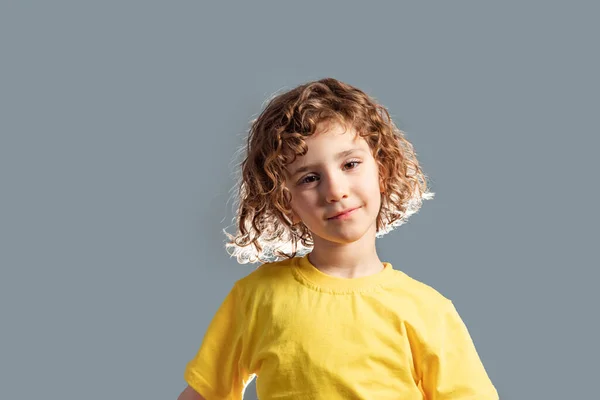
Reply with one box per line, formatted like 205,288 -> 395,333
297,160 -> 362,186
298,175 -> 319,185
344,160 -> 362,170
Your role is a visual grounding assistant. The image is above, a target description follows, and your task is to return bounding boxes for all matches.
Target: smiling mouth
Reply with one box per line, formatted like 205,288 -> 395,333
328,207 -> 360,220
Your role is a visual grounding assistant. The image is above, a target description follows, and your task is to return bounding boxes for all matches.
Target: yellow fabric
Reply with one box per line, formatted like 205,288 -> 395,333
184,255 -> 498,399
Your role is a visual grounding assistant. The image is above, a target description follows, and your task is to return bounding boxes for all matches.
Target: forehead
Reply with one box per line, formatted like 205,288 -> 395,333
309,120 -> 367,148
285,122 -> 370,168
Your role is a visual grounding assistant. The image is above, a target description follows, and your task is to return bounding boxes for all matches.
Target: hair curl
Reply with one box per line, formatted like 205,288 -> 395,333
224,78 -> 434,264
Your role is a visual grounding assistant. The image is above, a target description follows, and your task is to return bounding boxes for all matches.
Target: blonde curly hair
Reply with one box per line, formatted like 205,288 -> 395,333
224,78 -> 434,264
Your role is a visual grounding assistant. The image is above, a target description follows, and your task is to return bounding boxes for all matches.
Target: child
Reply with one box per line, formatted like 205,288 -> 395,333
178,78 -> 498,399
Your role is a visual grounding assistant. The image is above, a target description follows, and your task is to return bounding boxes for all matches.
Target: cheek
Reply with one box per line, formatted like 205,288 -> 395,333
290,193 -> 311,214
363,164 -> 383,193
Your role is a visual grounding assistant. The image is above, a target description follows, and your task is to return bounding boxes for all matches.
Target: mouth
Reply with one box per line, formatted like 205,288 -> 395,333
327,207 -> 360,220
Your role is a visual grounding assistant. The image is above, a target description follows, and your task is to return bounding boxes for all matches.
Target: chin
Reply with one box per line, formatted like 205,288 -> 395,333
316,226 -> 373,245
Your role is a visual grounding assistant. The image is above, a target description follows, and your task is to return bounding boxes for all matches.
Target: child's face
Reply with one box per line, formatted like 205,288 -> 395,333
284,121 -> 383,246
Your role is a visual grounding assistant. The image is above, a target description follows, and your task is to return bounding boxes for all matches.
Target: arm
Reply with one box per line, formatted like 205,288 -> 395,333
421,300 -> 498,399
177,384 -> 205,400
181,283 -> 251,400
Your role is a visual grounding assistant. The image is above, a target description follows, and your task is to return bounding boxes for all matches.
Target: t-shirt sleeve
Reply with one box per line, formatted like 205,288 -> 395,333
420,300 -> 499,399
183,283 -> 253,400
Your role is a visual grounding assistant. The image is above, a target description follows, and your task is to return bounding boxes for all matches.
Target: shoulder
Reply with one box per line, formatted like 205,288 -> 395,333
232,256 -> 298,293
387,269 -> 453,313
227,257 -> 301,317
384,270 -> 462,346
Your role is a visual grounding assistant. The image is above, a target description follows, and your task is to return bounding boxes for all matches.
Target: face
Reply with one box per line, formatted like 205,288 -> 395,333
284,121 -> 383,246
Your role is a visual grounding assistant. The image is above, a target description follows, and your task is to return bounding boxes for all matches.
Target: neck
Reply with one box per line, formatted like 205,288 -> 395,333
308,225 -> 383,279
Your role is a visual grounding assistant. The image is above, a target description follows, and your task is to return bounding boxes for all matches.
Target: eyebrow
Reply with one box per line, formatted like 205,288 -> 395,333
289,148 -> 366,177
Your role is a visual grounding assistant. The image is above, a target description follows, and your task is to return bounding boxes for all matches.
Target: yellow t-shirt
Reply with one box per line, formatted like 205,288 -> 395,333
184,255 -> 498,399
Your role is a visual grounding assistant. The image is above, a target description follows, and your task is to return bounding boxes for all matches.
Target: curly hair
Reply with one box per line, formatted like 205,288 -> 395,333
224,77 -> 434,264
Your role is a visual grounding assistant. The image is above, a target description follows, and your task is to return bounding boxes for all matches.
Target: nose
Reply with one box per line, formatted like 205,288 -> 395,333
322,172 -> 349,203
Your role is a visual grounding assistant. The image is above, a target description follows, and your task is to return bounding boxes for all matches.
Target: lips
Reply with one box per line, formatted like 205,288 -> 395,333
327,207 -> 360,220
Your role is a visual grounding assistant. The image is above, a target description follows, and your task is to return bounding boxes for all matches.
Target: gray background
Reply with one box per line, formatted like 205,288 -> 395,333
1,2 -> 598,399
